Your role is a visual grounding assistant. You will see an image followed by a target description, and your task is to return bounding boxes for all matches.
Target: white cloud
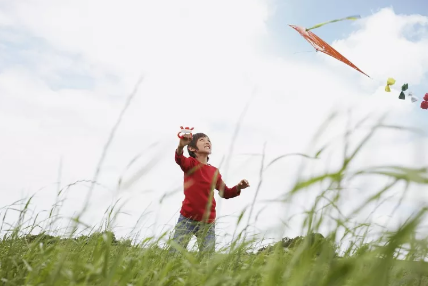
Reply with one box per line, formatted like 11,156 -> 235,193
333,8 -> 428,88
0,3 -> 427,250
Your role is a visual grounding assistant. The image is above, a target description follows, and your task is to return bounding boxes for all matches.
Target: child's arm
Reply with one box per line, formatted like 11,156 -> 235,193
175,134 -> 195,172
216,173 -> 249,199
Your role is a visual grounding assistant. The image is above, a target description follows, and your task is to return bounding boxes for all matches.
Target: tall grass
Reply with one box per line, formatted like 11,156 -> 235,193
1,97 -> 428,285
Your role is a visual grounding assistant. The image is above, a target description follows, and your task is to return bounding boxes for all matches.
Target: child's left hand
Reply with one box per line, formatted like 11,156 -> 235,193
237,179 -> 250,190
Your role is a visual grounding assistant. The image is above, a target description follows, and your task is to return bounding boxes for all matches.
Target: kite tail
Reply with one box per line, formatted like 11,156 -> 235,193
306,15 -> 361,31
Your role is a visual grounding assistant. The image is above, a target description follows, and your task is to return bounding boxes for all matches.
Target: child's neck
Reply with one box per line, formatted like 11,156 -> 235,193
195,154 -> 208,165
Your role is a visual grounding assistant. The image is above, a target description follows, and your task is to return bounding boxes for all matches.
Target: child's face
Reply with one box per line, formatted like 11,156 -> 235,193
195,136 -> 212,155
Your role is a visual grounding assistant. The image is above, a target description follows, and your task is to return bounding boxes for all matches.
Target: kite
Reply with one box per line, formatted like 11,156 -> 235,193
289,16 -> 427,110
289,22 -> 370,78
385,78 -> 396,92
177,126 -> 194,139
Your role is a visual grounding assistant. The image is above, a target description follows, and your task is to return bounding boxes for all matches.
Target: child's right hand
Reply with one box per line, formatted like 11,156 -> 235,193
178,133 -> 192,148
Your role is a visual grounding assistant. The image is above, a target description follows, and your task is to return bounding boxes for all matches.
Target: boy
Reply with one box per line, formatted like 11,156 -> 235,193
170,132 -> 249,254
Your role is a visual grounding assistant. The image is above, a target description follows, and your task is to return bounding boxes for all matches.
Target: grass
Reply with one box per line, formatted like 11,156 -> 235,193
1,91 -> 428,285
1,227 -> 428,285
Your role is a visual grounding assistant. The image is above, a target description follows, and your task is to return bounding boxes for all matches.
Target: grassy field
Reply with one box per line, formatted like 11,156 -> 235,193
1,114 -> 428,285
1,228 -> 428,286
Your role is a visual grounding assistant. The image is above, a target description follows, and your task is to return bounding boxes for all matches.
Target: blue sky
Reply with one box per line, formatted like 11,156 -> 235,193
0,28 -> 97,90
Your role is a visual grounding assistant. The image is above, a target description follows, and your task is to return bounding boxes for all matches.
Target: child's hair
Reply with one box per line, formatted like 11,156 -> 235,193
187,133 -> 210,162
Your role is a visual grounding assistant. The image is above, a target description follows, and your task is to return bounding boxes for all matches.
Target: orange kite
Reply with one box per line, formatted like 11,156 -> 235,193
289,25 -> 370,78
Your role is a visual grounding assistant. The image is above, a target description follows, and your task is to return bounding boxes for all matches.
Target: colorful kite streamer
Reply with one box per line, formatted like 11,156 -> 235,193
384,79 -> 420,103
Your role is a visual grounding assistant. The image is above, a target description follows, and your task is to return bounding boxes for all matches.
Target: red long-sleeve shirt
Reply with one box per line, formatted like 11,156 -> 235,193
175,150 -> 240,223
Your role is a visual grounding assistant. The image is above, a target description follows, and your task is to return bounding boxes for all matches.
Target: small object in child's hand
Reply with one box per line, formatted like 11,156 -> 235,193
177,126 -> 194,139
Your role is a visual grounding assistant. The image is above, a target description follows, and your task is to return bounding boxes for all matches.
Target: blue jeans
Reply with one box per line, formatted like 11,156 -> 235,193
170,214 -> 215,254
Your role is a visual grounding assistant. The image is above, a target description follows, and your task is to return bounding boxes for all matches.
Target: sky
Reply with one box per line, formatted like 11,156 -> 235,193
1,0 -> 428,251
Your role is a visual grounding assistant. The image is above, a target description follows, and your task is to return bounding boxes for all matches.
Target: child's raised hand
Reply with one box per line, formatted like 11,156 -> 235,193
237,179 -> 250,191
178,133 -> 192,148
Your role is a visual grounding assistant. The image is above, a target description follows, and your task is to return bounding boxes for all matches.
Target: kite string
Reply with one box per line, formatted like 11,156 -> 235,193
293,50 -> 315,55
